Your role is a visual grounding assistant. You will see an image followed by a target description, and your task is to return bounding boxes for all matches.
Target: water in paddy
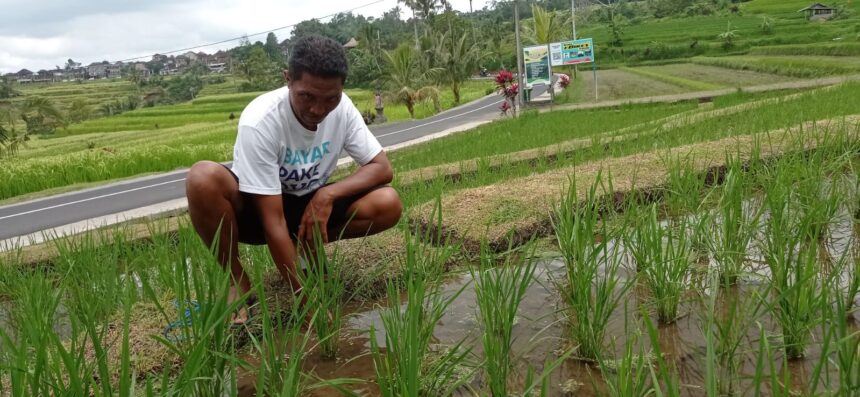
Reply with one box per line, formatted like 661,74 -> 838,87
235,207 -> 859,396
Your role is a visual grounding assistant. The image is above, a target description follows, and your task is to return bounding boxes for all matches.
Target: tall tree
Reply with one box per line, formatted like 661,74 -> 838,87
264,32 -> 285,64
433,31 -> 482,104
233,46 -> 280,92
523,4 -> 567,44
384,43 -> 443,118
64,58 -> 78,70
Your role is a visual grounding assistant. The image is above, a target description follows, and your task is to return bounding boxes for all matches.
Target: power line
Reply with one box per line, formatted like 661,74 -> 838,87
116,0 -> 387,63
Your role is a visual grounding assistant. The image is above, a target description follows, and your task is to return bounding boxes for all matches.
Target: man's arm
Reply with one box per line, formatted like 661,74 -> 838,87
297,151 -> 393,243
254,194 -> 302,292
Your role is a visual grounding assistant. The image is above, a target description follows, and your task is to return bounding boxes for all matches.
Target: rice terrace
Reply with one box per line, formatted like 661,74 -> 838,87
3,0 -> 860,395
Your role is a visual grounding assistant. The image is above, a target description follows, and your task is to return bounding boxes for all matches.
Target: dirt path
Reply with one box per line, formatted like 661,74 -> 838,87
542,74 -> 860,113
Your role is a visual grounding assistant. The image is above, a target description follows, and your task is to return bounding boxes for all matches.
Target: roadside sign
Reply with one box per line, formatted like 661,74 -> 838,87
549,38 -> 595,66
523,44 -> 551,88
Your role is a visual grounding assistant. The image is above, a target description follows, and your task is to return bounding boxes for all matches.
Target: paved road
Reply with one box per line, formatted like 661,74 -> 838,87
0,92 -> 511,241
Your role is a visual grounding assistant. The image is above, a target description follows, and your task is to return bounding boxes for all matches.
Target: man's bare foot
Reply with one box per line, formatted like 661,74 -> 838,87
228,285 -> 251,325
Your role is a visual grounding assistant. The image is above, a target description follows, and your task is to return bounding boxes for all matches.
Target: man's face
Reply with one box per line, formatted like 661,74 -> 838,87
287,72 -> 343,130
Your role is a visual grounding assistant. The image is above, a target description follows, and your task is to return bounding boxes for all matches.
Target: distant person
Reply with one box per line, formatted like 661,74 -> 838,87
185,35 -> 402,324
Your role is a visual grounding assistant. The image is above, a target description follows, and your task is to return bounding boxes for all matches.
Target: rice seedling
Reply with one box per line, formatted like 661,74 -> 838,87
552,173 -> 633,361
825,292 -> 860,394
470,239 -> 538,396
662,156 -> 709,218
760,166 -> 833,360
241,255 -> 362,396
0,253 -> 140,397
626,204 -> 695,324
135,227 -> 243,396
699,265 -> 766,395
641,312 -> 681,397
598,313 -> 655,397
751,323 -> 794,397
707,158 -> 762,286
369,226 -> 473,397
297,226 -> 349,359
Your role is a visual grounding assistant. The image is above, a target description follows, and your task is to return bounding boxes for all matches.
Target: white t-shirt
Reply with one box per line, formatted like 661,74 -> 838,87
231,86 -> 383,197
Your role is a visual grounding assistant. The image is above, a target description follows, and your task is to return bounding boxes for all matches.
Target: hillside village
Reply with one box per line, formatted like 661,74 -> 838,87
4,49 -> 237,84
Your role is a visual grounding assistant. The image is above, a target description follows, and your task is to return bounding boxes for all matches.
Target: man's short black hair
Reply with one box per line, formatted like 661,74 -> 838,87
288,35 -> 348,83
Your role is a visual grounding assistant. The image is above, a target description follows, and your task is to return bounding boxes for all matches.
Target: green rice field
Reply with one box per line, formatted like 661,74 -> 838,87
2,80 -> 860,395
5,0 -> 860,391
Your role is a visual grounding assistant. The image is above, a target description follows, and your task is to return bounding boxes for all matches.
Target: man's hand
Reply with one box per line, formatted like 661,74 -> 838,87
298,187 -> 335,244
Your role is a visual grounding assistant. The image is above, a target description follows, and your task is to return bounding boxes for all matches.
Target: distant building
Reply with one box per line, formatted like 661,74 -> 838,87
208,62 -> 227,73
16,68 -> 33,83
132,62 -> 152,79
176,54 -> 191,68
800,3 -> 836,20
87,62 -> 109,79
51,68 -> 66,82
212,50 -> 230,64
182,51 -> 199,62
33,69 -> 55,83
106,62 -> 123,78
2,72 -> 16,82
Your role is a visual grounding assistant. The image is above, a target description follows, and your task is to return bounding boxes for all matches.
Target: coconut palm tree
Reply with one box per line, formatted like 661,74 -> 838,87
433,31 -> 483,104
398,0 -> 451,47
523,4 -> 568,45
20,96 -> 65,134
0,101 -> 25,158
384,43 -> 443,118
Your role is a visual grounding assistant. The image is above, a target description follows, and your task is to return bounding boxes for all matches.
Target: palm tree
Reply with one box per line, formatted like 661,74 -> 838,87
523,5 -> 567,45
0,77 -> 19,99
0,101 -> 25,158
398,0 -> 451,46
434,32 -> 483,104
384,44 -> 443,118
20,96 -> 65,134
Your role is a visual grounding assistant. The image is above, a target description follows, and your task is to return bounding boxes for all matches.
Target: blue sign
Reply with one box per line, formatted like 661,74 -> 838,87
549,38 -> 595,66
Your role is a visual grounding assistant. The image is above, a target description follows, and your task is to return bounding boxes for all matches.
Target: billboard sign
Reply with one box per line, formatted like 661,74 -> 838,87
523,44 -> 551,88
549,38 -> 595,66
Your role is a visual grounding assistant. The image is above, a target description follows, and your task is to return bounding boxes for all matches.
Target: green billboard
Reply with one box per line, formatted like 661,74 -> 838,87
523,44 -> 551,88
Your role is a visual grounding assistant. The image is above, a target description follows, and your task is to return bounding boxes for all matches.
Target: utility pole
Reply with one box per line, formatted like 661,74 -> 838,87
514,0 -> 525,112
572,0 -> 578,80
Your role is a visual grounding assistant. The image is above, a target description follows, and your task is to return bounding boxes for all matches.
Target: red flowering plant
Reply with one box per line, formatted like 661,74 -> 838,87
558,73 -> 571,90
498,100 -> 511,115
495,70 -> 518,116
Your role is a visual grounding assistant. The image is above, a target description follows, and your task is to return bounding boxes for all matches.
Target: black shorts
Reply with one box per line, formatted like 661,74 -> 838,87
224,165 -> 373,245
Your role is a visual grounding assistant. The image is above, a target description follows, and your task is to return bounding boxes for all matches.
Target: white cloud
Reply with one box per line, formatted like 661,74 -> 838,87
0,0 -> 491,74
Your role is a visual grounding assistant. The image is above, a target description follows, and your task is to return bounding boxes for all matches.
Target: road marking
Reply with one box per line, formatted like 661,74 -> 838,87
375,99 -> 501,138
0,178 -> 186,221
1,98 -> 503,222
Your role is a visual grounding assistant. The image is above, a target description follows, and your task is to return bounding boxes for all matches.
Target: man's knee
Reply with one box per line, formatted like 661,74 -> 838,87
187,161 -> 228,199
373,187 -> 402,227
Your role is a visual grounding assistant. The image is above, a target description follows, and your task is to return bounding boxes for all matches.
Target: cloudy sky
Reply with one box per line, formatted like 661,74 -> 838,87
0,0 -> 491,74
